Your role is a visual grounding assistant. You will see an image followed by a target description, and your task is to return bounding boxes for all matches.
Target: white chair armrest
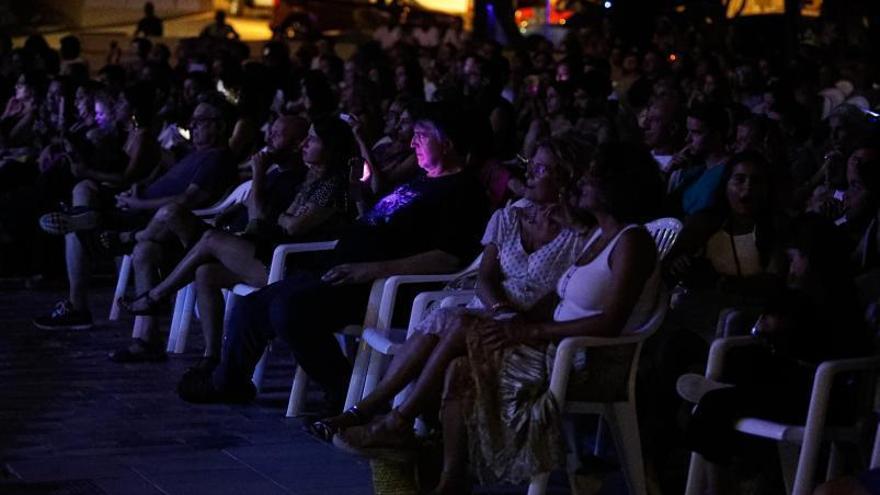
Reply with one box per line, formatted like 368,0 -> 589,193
361,327 -> 407,356
548,333 -> 649,405
233,283 -> 258,297
439,292 -> 476,308
705,336 -> 756,380
406,290 -> 472,332
375,273 -> 461,329
267,240 -> 339,284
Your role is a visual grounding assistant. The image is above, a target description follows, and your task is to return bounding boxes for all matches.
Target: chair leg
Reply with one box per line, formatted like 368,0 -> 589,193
167,287 -> 187,352
173,285 -> 196,354
684,452 -> 707,495
606,402 -> 647,495
109,255 -> 132,321
252,347 -> 269,392
363,349 -> 387,398
344,338 -> 372,410
527,472 -> 550,495
286,365 -> 309,417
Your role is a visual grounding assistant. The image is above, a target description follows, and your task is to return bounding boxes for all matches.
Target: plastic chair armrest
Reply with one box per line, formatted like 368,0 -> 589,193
267,240 -> 339,284
705,336 -> 756,380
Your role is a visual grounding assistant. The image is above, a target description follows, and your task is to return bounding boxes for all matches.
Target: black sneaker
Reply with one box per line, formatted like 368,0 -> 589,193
38,207 -> 100,236
33,300 -> 94,330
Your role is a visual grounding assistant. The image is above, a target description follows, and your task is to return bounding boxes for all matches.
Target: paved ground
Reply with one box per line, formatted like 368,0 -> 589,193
0,283 -> 375,495
0,282 -> 627,494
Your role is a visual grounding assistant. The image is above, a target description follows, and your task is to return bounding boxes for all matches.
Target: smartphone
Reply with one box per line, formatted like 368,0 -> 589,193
339,113 -> 356,125
178,127 -> 191,141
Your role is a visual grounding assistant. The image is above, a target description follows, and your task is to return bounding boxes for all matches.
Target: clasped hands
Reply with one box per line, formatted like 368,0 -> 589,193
479,315 -> 537,353
320,262 -> 383,286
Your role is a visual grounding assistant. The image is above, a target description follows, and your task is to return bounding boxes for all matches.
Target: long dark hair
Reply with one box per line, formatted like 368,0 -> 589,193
711,151 -> 778,268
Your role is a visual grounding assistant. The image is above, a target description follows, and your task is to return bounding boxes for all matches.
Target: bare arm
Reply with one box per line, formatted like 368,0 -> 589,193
116,183 -> 213,212
485,228 -> 656,352
475,243 -> 512,311
321,249 -> 462,286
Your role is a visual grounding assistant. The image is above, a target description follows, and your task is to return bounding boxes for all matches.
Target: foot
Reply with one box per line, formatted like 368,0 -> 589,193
108,338 -> 167,363
306,406 -> 370,442
187,356 -> 221,374
118,291 -> 164,316
33,300 -> 94,330
38,208 -> 100,235
332,409 -> 417,461
676,373 -> 733,404
177,370 -> 256,404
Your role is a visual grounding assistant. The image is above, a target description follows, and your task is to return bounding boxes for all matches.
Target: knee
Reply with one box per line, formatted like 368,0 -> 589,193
154,202 -> 185,223
71,179 -> 98,204
198,229 -> 224,249
131,240 -> 162,266
195,264 -> 223,289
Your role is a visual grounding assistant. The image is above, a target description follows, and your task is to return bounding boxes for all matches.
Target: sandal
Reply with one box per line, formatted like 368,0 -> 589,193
118,291 -> 164,316
332,409 -> 417,461
306,405 -> 368,443
108,338 -> 167,363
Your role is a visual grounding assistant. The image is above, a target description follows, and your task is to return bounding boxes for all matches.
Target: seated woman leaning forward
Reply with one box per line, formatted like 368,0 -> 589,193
326,142 -> 665,494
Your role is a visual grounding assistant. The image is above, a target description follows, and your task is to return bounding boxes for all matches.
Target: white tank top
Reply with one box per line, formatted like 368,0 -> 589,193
553,224 -> 660,334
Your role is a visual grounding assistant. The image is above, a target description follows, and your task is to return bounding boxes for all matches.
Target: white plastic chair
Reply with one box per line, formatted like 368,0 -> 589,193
645,217 -> 682,260
107,180 -> 253,324
344,256 -> 482,409
684,337 -> 880,495
224,241 -> 339,400
527,287 -> 670,495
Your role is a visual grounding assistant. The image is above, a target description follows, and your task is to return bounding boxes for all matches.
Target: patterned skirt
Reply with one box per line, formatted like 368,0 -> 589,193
421,308 -> 635,484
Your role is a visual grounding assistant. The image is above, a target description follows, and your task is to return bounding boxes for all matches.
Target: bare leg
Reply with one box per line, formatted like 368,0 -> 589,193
65,233 -> 89,311
65,180 -> 101,311
434,357 -> 472,495
134,203 -> 205,247
396,324 -> 468,419
130,240 -> 164,342
195,263 -> 241,358
357,334 -> 440,414
143,229 -> 267,304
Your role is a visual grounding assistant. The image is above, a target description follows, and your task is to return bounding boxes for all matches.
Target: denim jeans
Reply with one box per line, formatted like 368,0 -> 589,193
212,269 -> 371,403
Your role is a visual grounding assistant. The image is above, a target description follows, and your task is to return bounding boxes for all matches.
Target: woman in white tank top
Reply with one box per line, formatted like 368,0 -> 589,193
332,143 -> 664,493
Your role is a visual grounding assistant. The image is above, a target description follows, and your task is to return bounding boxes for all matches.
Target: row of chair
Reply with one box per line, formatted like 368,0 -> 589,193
108,186 -> 880,495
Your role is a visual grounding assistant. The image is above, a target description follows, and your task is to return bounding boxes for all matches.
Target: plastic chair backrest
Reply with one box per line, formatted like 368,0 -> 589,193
645,217 -> 682,260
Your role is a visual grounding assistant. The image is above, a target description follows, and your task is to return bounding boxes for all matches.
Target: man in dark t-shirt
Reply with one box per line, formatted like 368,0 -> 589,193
33,101 -> 235,332
179,109 -> 490,407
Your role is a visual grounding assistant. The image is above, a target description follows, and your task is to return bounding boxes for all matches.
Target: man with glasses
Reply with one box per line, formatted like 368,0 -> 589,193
34,100 -> 236,336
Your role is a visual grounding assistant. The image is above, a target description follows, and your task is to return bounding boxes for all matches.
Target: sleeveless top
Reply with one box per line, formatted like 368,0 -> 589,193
705,228 -> 762,277
553,224 -> 660,334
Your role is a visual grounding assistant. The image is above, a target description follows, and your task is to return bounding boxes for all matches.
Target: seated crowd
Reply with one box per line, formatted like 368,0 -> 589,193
2,6 -> 880,494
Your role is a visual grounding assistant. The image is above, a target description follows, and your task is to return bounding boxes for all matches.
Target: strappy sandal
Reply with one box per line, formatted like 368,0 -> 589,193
306,405 -> 368,443
118,291 -> 164,316
331,409 -> 418,462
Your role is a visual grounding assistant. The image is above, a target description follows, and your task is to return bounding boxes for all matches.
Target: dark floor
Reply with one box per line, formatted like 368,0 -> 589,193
0,282 -> 626,495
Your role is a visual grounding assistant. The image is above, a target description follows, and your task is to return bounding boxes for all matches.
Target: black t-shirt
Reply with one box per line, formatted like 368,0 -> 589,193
221,166 -> 305,233
332,171 -> 488,266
